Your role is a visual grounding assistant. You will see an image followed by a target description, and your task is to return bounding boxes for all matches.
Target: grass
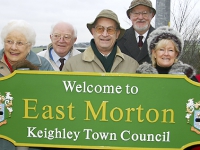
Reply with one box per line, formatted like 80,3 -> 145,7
32,47 -> 46,53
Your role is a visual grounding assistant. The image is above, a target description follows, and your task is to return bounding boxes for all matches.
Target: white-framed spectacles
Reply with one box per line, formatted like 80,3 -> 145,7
51,34 -> 72,42
4,39 -> 30,47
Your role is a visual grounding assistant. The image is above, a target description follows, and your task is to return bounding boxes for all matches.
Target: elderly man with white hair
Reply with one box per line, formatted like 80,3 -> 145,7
37,21 -> 81,71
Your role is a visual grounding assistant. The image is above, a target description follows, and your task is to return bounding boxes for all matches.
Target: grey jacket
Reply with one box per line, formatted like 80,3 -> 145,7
0,49 -> 54,77
136,61 -> 196,79
37,43 -> 81,71
62,46 -> 139,73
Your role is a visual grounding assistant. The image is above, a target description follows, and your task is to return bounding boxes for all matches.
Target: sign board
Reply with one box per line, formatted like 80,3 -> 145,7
0,71 -> 200,149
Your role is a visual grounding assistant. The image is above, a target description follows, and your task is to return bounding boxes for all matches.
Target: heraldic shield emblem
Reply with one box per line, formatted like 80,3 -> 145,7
194,110 -> 200,130
0,103 -> 5,122
0,92 -> 14,126
186,98 -> 200,134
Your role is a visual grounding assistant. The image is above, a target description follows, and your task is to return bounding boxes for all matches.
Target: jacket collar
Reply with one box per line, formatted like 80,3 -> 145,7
123,25 -> 154,63
136,61 -> 196,78
47,43 -> 74,60
0,49 -> 4,60
82,46 -> 124,62
26,50 -> 42,67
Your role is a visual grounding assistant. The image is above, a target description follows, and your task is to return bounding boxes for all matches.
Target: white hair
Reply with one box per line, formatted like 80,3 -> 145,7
50,21 -> 77,38
1,20 -> 36,46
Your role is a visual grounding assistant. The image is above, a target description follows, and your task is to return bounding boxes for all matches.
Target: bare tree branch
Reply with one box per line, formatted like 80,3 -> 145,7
171,0 -> 200,74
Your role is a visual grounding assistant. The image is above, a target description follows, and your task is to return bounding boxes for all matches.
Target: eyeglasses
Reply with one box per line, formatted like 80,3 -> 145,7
158,48 -> 176,54
131,11 -> 150,18
4,39 -> 30,47
51,34 -> 72,42
94,25 -> 117,35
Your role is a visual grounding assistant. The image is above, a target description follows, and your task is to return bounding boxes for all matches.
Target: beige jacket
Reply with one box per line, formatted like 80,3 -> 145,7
62,46 -> 139,73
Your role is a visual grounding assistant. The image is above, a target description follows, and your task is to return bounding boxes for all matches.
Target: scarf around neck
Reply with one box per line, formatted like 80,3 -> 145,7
90,39 -> 117,72
4,53 -> 13,72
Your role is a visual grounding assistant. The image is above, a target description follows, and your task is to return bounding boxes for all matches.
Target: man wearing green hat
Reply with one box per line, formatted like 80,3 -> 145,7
62,9 -> 139,73
117,0 -> 156,65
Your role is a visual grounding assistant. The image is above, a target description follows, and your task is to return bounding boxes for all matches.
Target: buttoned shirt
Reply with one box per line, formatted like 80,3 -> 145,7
51,49 -> 71,67
135,31 -> 148,43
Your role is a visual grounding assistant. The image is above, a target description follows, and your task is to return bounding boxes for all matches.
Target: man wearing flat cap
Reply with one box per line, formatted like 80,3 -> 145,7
62,9 -> 139,73
117,0 -> 156,65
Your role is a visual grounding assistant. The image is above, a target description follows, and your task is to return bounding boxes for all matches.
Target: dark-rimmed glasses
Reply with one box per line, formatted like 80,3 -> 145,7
131,11 -> 150,18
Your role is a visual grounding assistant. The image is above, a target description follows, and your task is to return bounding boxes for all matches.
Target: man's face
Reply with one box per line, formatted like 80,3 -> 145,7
50,23 -> 77,57
129,5 -> 154,34
91,18 -> 120,55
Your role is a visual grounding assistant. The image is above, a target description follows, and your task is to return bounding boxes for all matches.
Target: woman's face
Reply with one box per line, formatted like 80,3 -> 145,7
4,30 -> 31,65
152,40 -> 178,67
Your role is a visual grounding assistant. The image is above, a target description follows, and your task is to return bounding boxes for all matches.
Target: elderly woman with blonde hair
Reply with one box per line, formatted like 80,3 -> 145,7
0,20 -> 53,77
136,26 -> 198,82
136,26 -> 200,150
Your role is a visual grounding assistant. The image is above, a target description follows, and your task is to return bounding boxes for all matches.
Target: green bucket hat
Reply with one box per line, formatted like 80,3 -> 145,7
126,0 -> 156,19
87,9 -> 125,39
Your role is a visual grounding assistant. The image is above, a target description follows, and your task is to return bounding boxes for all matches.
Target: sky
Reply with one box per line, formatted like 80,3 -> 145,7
0,0 -> 199,49
0,0 -> 156,48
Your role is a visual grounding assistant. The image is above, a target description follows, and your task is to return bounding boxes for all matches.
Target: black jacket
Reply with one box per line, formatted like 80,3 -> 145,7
117,25 -> 155,64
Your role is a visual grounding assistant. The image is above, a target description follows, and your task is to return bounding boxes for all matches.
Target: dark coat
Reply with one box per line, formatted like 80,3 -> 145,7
117,25 -> 155,64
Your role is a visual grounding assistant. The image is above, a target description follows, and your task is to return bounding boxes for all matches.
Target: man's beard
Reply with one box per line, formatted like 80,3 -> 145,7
133,23 -> 149,32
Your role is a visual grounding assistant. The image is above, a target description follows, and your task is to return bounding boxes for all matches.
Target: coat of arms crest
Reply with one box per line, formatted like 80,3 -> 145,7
186,98 -> 200,134
0,92 -> 14,126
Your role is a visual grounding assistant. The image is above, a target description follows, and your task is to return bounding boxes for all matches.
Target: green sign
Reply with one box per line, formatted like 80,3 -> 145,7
0,71 -> 200,149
